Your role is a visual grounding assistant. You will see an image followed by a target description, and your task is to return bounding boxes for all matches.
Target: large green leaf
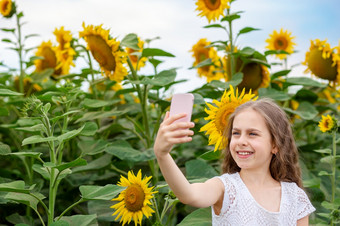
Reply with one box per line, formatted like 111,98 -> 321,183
0,142 -> 11,155
0,107 -> 9,116
15,123 -> 46,133
105,140 -> 155,162
72,154 -> 112,173
199,150 -> 221,161
57,214 -> 98,226
130,69 -> 177,86
120,33 -> 139,49
221,11 -> 242,22
50,220 -> 69,226
5,192 -> 45,211
75,109 -> 127,123
22,135 -> 57,146
142,48 -> 174,57
80,184 -> 126,201
177,208 -> 212,226
32,164 -> 50,180
6,213 -> 34,225
57,125 -> 85,143
88,200 -> 116,222
237,27 -> 260,37
79,122 -> 98,136
0,88 -> 23,96
185,159 -> 218,179
83,98 -> 121,108
285,77 -> 327,88
55,158 -> 87,172
258,88 -> 290,101
284,101 -> 318,120
0,181 -> 30,193
9,152 -> 42,159
78,139 -> 108,156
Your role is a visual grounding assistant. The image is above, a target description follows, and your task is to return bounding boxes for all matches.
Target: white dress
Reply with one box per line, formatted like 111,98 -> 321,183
211,173 -> 315,226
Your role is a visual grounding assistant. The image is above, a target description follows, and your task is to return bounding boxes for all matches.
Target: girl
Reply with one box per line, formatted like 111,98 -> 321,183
154,98 -> 315,225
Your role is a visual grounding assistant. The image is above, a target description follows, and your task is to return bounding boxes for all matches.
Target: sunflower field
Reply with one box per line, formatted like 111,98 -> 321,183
0,0 -> 339,225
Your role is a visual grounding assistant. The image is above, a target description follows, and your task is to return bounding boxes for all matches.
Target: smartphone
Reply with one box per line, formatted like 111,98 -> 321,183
169,93 -> 194,124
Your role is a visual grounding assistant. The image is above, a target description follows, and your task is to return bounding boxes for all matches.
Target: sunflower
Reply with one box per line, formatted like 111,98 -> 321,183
318,115 -> 337,133
111,170 -> 157,226
53,26 -> 76,75
195,0 -> 230,23
34,41 -> 61,75
303,39 -> 340,85
0,0 -> 15,18
191,38 -> 224,82
126,37 -> 147,71
200,85 -> 257,151
79,23 -> 128,82
265,28 -> 296,60
14,76 -> 42,96
224,53 -> 270,92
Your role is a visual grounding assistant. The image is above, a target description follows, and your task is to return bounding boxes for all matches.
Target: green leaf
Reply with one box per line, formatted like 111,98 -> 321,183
57,125 -> 85,143
0,142 -> 11,155
1,38 -> 13,43
80,184 -> 126,200
193,93 -> 205,105
51,110 -> 81,123
105,141 -> 155,162
313,149 -> 332,154
239,47 -> 255,56
258,88 -> 290,101
142,48 -> 175,58
0,181 -> 30,193
318,171 -> 332,176
58,214 -> 98,226
321,201 -> 339,210
237,27 -> 260,36
55,158 -> 87,172
320,156 -> 335,164
271,70 -> 291,80
199,150 -> 221,161
136,69 -> 177,86
120,33 -> 139,50
83,98 -> 121,108
32,164 -> 50,180
283,101 -> 318,120
0,107 -> 9,116
185,159 -> 218,179
9,152 -> 42,159
1,28 -> 15,33
22,135 -> 57,146
203,24 -> 226,31
6,213 -> 34,225
78,139 -> 108,156
285,77 -> 327,88
303,177 -> 320,188
88,200 -> 115,222
80,122 -> 98,136
177,208 -> 212,226
15,124 -> 46,133
5,192 -> 45,211
221,11 -> 243,22
191,58 -> 212,69
30,68 -> 54,82
0,88 -> 23,96
50,220 -> 69,226
72,154 -> 112,173
75,109 -> 127,123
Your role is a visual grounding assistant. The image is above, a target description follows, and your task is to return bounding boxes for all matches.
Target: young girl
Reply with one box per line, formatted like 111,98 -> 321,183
154,98 -> 315,225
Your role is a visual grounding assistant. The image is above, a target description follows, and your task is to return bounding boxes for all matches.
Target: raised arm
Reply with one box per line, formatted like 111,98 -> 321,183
154,112 -> 224,208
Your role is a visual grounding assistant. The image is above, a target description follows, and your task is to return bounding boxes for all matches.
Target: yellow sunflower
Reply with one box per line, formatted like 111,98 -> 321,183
318,114 -> 337,133
195,0 -> 230,23
0,0 -> 14,18
126,37 -> 147,71
266,28 -> 296,60
34,41 -> 61,75
53,26 -> 76,75
303,39 -> 340,85
79,23 -> 128,82
224,53 -> 270,92
200,85 -> 257,151
191,38 -> 224,82
111,170 -> 157,226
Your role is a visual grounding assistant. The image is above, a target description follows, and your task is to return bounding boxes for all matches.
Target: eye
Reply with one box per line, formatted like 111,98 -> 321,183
232,131 -> 240,136
249,132 -> 257,136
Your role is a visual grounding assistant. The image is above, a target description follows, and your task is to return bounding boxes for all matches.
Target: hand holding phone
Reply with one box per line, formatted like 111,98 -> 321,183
169,93 -> 194,124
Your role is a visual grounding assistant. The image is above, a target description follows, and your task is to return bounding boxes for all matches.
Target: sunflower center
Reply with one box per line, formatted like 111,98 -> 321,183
203,0 -> 221,10
215,105 -> 234,134
1,1 -> 9,12
124,184 -> 145,212
41,47 -> 57,70
274,37 -> 288,50
238,62 -> 262,92
323,120 -> 329,129
86,35 -> 116,71
307,48 -> 337,80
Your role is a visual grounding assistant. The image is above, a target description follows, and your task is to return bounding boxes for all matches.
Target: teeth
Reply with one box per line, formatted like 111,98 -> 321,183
238,152 -> 252,155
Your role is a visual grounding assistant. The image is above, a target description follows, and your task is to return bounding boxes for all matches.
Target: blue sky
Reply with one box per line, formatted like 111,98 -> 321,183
1,0 -> 339,92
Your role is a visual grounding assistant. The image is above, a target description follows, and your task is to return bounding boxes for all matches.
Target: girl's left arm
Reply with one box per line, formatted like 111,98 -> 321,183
297,216 -> 308,226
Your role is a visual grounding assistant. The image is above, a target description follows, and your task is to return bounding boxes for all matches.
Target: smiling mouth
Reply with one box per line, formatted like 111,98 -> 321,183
236,151 -> 254,156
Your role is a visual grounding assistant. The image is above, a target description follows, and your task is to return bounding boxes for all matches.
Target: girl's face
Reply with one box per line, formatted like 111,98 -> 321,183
229,108 -> 277,172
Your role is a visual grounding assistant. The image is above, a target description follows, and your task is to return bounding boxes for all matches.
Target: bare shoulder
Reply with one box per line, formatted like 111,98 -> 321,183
297,215 -> 309,226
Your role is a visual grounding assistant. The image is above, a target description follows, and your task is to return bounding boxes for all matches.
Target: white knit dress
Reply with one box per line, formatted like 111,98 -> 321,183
211,173 -> 315,226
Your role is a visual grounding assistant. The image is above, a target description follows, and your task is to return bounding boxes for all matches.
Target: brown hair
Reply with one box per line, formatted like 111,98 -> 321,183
222,98 -> 303,188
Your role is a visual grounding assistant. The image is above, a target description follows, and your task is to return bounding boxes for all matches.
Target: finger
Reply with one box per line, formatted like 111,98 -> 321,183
164,113 -> 187,125
169,129 -> 194,138
168,121 -> 195,131
168,136 -> 193,144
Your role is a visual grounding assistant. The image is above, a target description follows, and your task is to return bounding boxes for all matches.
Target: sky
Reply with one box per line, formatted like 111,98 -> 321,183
1,0 -> 339,93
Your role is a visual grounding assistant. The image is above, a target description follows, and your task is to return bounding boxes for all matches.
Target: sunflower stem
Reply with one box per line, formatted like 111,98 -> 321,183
331,131 -> 337,203
57,198 -> 85,221
15,11 -> 25,94
226,8 -> 236,80
152,196 -> 162,224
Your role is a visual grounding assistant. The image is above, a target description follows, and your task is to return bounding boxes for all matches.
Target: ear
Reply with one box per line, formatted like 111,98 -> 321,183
271,145 -> 278,155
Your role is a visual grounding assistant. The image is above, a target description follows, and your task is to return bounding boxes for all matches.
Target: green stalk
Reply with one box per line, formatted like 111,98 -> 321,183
227,8 -> 236,81
15,11 -> 25,94
57,198 -> 84,221
331,131 -> 337,203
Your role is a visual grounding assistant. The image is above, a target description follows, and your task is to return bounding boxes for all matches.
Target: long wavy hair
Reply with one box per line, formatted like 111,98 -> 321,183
221,98 -> 303,188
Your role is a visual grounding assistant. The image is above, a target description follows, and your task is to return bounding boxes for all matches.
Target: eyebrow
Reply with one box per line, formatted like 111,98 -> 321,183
232,128 -> 262,133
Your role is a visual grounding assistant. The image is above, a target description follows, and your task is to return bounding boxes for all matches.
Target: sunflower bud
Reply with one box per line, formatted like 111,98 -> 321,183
0,0 -> 16,18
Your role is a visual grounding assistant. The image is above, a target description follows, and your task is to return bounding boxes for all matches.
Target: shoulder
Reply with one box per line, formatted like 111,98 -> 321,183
214,173 -> 238,187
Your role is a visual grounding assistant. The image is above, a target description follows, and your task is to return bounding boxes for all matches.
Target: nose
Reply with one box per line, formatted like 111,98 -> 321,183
237,134 -> 248,146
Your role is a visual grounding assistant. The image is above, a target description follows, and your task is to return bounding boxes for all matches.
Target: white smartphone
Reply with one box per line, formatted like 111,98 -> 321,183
169,93 -> 194,124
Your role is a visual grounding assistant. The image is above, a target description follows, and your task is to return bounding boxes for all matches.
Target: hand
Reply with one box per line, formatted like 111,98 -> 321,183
154,112 -> 195,158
